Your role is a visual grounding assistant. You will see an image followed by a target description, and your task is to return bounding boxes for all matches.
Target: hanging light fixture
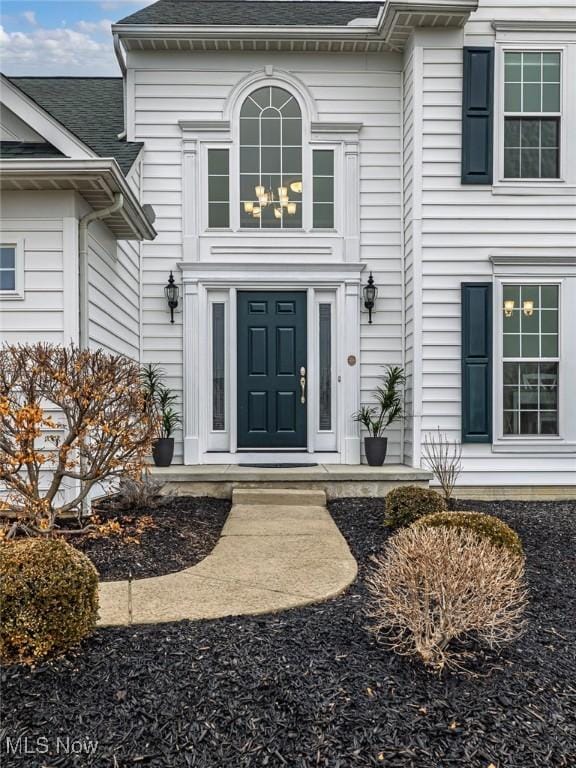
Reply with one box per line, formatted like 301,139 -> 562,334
503,299 -> 515,318
248,176 -> 300,219
523,299 -> 535,316
164,271 -> 179,324
290,180 -> 302,194
363,272 -> 378,324
244,201 -> 254,213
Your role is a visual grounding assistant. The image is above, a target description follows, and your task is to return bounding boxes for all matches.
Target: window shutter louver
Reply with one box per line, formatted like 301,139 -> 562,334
461,47 -> 494,184
462,283 -> 493,443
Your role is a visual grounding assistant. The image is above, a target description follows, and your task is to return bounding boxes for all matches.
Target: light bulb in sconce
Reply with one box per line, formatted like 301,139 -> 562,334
287,202 -> 297,215
503,299 -> 515,318
523,299 -> 535,317
277,186 -> 288,198
290,180 -> 302,194
244,201 -> 254,213
255,185 -> 265,198
273,207 -> 282,219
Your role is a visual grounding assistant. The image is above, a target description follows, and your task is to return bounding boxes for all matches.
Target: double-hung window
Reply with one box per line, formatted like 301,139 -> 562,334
503,51 -> 561,179
502,284 -> 559,436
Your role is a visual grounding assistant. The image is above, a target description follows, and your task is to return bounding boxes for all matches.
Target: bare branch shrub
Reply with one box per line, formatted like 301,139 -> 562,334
366,526 -> 528,670
107,474 -> 171,512
0,343 -> 158,533
422,428 -> 462,505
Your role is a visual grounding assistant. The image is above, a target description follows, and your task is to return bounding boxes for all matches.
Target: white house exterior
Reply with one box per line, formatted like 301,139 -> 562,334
1,0 -> 575,488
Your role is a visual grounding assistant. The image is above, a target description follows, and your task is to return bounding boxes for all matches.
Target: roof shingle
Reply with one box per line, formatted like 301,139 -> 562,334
7,77 -> 142,175
0,141 -> 64,159
117,0 -> 382,27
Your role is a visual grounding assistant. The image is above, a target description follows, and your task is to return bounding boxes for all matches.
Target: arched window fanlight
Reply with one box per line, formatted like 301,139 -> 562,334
240,86 -> 302,229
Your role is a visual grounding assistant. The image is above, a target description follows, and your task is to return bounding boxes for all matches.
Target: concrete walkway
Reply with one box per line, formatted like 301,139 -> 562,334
98,488 -> 357,626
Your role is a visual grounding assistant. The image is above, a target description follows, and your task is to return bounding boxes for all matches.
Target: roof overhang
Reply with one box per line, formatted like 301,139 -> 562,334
113,1 -> 478,54
0,158 -> 157,241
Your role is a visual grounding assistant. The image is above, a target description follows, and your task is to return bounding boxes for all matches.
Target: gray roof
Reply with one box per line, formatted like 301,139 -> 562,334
0,141 -> 64,159
117,0 -> 382,26
7,78 -> 142,175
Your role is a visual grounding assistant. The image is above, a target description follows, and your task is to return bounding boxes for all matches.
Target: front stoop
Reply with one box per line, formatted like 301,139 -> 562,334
98,487 -> 357,627
151,463 -> 431,500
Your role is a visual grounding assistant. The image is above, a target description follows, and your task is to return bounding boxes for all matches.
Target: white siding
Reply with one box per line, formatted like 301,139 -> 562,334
411,2 -> 576,484
130,50 -> 405,464
0,191 -> 77,345
87,219 -> 140,361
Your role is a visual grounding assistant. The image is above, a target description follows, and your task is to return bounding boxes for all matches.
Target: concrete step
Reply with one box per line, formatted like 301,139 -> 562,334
232,488 -> 327,507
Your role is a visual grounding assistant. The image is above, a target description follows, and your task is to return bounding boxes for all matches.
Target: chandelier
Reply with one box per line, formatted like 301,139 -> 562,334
244,178 -> 302,219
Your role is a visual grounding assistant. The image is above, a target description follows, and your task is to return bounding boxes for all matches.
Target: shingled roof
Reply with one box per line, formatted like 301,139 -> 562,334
117,0 -> 382,26
0,141 -> 64,159
6,78 -> 142,175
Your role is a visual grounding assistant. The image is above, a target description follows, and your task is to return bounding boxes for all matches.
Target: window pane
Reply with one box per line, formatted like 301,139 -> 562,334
520,148 -> 539,178
543,53 -> 560,81
212,303 -> 225,431
313,204 -> 334,229
542,83 -> 560,112
208,203 -> 229,229
0,247 -> 15,269
282,119 -> 302,146
319,304 -> 332,431
0,270 -> 16,290
261,117 -> 280,145
283,148 -> 302,174
313,177 -> 334,203
240,119 -> 259,145
240,147 -> 259,173
504,148 -> 520,178
208,176 -> 229,202
503,334 -> 520,357
261,147 -> 281,173
505,83 -> 522,112
540,120 -> 558,147
313,150 -> 334,176
521,334 -> 539,357
208,149 -> 229,175
504,119 -> 520,146
541,285 -> 559,308
541,335 -> 558,358
523,83 -> 541,112
521,120 -> 540,147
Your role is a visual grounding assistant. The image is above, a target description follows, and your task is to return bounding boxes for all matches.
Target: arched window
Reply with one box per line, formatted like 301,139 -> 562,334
239,86 -> 302,229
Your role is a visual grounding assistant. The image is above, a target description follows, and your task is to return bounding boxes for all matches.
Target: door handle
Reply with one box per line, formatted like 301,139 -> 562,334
299,366 -> 306,404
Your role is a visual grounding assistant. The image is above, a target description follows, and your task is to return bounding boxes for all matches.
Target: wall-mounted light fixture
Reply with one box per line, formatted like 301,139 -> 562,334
164,271 -> 179,324
363,272 -> 378,324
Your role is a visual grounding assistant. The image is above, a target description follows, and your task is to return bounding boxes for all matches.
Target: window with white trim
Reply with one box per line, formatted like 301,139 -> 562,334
503,51 -> 561,179
502,283 -> 559,435
0,243 -> 23,298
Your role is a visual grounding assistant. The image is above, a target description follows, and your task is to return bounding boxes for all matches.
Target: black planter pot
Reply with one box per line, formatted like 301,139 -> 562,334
152,438 -> 174,467
364,437 -> 388,466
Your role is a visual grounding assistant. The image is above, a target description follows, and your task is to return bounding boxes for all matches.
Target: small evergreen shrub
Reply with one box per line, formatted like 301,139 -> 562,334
0,538 -> 99,665
384,485 -> 447,528
414,511 -> 523,558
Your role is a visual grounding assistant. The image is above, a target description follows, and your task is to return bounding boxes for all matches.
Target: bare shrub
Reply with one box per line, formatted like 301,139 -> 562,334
0,343 -> 157,534
422,428 -> 462,505
107,474 -> 171,512
366,526 -> 528,670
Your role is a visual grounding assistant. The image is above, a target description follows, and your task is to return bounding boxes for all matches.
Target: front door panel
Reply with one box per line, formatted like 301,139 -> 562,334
237,291 -> 307,449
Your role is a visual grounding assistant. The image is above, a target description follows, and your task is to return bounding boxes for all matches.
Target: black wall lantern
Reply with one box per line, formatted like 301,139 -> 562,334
164,271 -> 179,324
363,272 -> 377,324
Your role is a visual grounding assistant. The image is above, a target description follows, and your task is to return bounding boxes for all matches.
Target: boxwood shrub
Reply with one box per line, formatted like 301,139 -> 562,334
414,511 -> 523,558
384,485 -> 447,529
0,538 -> 99,665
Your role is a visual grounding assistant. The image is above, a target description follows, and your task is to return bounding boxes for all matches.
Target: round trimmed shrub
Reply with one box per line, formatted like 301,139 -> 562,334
384,485 -> 447,529
414,511 -> 523,557
0,538 -> 99,665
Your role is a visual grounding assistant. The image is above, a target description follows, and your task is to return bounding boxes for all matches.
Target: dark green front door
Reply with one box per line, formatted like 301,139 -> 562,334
237,291 -> 307,449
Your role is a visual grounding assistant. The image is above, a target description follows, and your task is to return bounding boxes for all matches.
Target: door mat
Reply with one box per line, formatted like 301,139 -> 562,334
238,463 -> 319,469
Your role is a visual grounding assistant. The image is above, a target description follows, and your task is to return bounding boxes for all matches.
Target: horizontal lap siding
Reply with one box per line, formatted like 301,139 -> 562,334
88,220 -> 140,361
418,10 -> 576,483
132,51 -> 403,463
0,194 -> 67,344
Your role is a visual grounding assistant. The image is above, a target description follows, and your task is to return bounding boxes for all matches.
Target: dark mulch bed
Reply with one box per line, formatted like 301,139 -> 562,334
71,496 -> 230,581
2,499 -> 575,767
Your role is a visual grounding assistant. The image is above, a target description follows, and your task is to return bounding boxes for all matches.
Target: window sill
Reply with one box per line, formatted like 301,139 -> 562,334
492,183 -> 575,196
491,439 -> 576,454
0,290 -> 24,301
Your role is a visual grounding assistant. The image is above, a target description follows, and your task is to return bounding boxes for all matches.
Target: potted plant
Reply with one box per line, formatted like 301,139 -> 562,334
353,365 -> 405,466
141,364 -> 181,467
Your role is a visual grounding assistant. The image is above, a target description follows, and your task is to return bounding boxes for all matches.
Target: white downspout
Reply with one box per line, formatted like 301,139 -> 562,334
78,193 -> 124,349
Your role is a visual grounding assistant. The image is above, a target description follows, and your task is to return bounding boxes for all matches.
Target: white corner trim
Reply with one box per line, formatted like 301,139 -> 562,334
0,75 -> 96,161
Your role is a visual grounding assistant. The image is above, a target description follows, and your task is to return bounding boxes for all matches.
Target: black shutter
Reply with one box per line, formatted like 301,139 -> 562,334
462,283 -> 492,443
461,47 -> 494,184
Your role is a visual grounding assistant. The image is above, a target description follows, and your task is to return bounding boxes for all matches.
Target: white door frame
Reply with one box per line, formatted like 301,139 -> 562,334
179,262 -> 365,465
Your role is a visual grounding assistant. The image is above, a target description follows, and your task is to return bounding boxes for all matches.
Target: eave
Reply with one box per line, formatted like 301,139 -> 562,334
0,158 -> 157,241
112,0 -> 478,54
